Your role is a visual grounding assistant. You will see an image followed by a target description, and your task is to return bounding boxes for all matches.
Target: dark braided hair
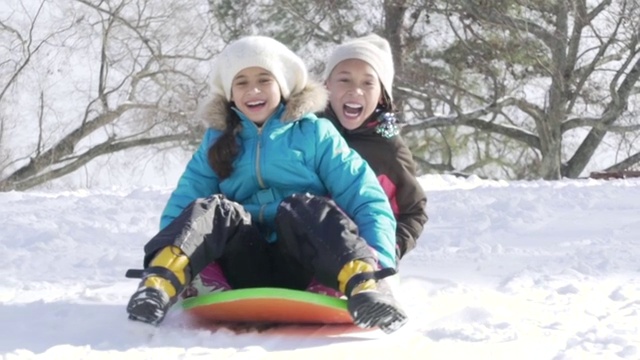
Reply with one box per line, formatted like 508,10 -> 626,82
380,85 -> 396,112
208,103 -> 242,180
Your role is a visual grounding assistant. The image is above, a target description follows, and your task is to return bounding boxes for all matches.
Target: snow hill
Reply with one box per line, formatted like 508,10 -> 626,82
1,175 -> 638,359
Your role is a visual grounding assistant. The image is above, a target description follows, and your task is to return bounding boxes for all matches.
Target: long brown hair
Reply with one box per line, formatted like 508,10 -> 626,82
208,103 -> 242,180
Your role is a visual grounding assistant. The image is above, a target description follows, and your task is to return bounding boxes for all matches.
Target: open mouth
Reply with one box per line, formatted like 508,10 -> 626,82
246,100 -> 266,110
343,103 -> 363,119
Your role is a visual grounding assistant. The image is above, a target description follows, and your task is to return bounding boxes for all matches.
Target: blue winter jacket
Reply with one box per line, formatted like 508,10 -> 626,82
160,83 -> 397,268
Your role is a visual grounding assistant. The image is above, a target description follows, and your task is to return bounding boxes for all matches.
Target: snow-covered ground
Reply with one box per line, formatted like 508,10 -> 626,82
1,175 -> 638,360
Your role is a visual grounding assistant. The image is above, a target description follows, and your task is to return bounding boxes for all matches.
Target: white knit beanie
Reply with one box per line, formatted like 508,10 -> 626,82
323,34 -> 395,100
211,36 -> 308,101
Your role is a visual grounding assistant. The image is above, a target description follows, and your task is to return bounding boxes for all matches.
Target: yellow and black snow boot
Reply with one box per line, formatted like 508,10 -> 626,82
338,260 -> 407,334
125,246 -> 190,325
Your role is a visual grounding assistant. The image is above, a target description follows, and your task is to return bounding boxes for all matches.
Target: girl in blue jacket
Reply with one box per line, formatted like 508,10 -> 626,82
126,36 -> 407,333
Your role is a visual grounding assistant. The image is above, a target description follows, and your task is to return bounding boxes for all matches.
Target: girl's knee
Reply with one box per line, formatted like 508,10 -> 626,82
280,193 -> 333,210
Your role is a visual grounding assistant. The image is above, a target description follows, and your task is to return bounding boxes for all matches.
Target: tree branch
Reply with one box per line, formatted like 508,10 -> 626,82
2,103 -> 157,184
565,52 -> 640,177
459,0 -> 560,49
563,116 -> 640,133
3,133 -> 191,191
604,151 -> 640,172
400,97 -> 541,149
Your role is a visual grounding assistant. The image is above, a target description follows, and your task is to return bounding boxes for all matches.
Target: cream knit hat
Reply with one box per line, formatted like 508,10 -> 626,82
323,34 -> 395,100
211,36 -> 308,101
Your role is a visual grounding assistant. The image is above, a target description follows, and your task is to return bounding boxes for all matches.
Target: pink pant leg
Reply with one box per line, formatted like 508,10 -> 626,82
182,262 -> 232,299
305,278 -> 344,298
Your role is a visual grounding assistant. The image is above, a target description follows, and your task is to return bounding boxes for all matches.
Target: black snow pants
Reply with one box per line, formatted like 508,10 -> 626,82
142,193 -> 377,291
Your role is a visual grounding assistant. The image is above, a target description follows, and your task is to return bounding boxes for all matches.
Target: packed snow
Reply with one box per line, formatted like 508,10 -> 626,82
1,175 -> 638,359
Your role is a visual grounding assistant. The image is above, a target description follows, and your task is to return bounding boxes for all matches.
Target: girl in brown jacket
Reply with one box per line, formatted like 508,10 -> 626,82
321,34 -> 428,261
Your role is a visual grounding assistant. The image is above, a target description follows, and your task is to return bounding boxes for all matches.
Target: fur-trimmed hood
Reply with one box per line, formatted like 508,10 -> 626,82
198,80 -> 328,131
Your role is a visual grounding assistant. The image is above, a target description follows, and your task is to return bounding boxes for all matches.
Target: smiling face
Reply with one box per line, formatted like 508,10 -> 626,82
325,59 -> 383,130
230,67 -> 282,125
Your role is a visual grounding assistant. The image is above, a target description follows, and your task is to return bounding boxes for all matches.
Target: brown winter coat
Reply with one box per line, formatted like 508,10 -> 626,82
319,108 -> 428,259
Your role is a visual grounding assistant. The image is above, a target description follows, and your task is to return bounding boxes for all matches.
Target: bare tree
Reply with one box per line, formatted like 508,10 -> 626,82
400,0 -> 640,179
205,0 -> 367,74
0,0 -> 68,177
5,0 -> 639,189
258,0 -> 640,180
0,0 -> 218,191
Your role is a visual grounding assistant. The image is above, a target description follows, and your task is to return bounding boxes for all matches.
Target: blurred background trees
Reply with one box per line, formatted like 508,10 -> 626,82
2,0 -> 639,190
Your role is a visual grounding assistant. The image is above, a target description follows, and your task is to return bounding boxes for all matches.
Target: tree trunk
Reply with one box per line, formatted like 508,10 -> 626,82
538,131 -> 562,179
382,0 -> 407,112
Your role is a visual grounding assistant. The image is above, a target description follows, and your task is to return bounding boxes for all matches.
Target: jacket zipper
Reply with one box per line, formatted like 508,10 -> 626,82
255,125 -> 266,189
254,122 -> 267,223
